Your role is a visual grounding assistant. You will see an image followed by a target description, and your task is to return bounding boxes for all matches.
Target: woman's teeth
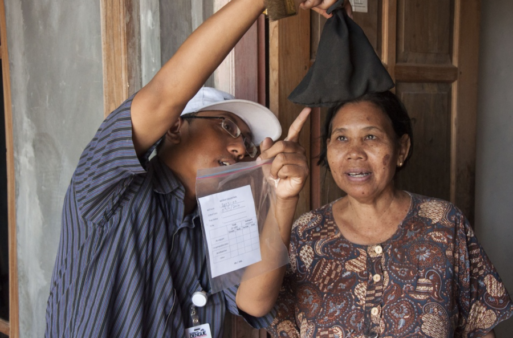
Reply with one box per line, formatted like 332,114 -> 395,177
219,160 -> 230,166
348,172 -> 370,177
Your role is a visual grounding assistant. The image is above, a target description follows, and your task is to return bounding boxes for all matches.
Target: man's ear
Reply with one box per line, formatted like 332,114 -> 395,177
165,117 -> 184,145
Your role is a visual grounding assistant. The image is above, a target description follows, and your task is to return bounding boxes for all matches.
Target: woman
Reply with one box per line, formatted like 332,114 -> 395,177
267,91 -> 512,338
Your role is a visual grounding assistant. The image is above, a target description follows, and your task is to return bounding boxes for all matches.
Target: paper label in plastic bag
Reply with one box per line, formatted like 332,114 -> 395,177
198,185 -> 262,278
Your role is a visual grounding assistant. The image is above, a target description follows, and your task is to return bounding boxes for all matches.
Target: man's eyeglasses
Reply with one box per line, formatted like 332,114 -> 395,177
181,115 -> 258,158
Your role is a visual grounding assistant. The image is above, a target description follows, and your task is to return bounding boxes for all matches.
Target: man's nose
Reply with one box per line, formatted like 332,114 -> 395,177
227,137 -> 246,160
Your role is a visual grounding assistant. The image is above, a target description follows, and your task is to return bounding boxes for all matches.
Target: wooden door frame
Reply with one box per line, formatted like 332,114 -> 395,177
100,0 -> 136,117
381,0 -> 481,220
450,0 -> 481,221
0,0 -> 19,336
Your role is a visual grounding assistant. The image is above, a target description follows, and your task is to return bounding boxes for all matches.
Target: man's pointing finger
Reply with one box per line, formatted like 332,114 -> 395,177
284,107 -> 312,142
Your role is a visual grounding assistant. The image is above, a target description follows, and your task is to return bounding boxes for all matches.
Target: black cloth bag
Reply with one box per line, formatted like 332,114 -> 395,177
288,0 -> 394,107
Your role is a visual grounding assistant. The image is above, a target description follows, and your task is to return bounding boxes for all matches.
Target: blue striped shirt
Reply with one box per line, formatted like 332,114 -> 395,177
45,96 -> 274,337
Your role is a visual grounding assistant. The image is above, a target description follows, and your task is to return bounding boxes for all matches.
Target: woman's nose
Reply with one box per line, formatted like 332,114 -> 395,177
346,142 -> 366,161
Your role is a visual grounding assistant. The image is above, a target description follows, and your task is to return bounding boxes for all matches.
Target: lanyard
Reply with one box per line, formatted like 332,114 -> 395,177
190,305 -> 201,326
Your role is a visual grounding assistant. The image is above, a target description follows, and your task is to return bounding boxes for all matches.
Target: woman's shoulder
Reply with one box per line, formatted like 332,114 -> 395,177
410,193 -> 462,212
291,202 -> 334,232
408,192 -> 466,226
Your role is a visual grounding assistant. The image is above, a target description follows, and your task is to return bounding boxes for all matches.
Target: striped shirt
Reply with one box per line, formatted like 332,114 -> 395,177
45,96 -> 274,337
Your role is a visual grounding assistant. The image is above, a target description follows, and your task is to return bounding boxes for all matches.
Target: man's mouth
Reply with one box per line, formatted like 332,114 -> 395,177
218,160 -> 233,167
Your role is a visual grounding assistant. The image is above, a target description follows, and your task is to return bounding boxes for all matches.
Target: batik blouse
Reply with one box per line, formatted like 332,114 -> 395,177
267,193 -> 513,338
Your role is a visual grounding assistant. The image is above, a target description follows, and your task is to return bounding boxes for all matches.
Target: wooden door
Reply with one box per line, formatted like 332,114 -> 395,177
270,0 -> 481,222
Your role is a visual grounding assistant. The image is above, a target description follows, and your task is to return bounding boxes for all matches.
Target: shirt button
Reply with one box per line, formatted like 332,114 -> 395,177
374,245 -> 383,254
373,274 -> 381,282
371,307 -> 380,316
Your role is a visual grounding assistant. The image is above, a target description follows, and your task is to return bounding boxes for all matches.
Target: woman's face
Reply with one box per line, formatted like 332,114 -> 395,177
326,101 -> 410,201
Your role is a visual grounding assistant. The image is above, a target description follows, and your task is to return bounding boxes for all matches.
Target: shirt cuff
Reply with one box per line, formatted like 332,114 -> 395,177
223,286 -> 276,329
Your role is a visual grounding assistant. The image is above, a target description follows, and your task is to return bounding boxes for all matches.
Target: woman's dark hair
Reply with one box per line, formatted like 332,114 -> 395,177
318,91 -> 414,171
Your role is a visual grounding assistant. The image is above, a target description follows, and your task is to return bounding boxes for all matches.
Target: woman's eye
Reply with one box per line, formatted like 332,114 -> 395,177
365,135 -> 377,140
336,136 -> 347,141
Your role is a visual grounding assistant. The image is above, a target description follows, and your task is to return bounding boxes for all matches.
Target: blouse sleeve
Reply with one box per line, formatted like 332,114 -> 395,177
454,212 -> 513,337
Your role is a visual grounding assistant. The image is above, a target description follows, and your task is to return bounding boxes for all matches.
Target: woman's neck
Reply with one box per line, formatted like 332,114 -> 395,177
347,187 -> 399,222
333,187 -> 411,245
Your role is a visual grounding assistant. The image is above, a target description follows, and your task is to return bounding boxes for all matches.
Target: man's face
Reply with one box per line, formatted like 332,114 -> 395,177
169,110 -> 254,181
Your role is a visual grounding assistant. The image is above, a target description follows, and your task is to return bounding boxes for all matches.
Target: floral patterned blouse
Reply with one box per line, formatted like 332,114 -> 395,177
267,193 -> 513,338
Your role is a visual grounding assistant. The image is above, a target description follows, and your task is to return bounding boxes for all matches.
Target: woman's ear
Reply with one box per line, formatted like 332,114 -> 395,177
397,134 -> 411,166
166,117 -> 185,145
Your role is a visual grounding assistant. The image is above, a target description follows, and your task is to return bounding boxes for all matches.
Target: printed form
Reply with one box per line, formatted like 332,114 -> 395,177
198,185 -> 261,278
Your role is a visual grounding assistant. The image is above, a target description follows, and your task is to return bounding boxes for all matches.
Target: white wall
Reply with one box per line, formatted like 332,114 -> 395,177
475,0 -> 513,336
5,1 -> 104,336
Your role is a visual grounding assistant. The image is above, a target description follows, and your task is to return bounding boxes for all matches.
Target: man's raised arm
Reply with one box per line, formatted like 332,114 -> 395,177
131,0 -> 266,157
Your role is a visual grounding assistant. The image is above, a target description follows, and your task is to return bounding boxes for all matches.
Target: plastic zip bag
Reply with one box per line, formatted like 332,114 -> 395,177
196,158 -> 289,294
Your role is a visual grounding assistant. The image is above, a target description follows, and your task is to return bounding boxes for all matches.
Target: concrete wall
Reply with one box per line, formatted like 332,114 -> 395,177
4,0 -> 104,336
475,0 -> 513,336
160,0 -> 214,87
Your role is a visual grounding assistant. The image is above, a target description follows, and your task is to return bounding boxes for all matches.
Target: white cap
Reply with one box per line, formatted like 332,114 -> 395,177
181,87 -> 282,144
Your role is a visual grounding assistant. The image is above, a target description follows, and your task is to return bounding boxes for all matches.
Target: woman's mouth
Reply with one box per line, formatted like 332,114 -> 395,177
345,170 -> 372,181
347,172 -> 371,178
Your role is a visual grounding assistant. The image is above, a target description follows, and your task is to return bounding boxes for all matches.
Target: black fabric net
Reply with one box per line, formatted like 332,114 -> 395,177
288,0 -> 394,107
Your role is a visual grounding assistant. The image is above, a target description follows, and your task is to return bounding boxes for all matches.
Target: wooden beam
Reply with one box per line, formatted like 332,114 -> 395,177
268,20 -> 279,115
450,0 -> 481,221
234,20 -> 259,102
310,107 -> 321,210
0,0 -> 19,336
126,0 -> 142,95
395,63 -> 458,83
257,14 -> 266,106
382,0 -> 397,82
100,0 -> 129,117
0,318 -> 9,335
269,10 -> 311,218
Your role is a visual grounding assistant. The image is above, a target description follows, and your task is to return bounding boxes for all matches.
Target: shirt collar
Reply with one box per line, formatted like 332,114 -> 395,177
150,155 -> 184,195
150,155 -> 201,229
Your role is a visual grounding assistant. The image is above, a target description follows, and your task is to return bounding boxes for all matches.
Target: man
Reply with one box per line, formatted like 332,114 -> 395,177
45,0 -> 338,337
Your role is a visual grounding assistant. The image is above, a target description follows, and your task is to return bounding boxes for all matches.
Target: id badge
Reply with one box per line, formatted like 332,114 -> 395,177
185,323 -> 212,338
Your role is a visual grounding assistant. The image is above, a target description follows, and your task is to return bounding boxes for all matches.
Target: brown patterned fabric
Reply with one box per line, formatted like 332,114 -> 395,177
267,194 -> 513,338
